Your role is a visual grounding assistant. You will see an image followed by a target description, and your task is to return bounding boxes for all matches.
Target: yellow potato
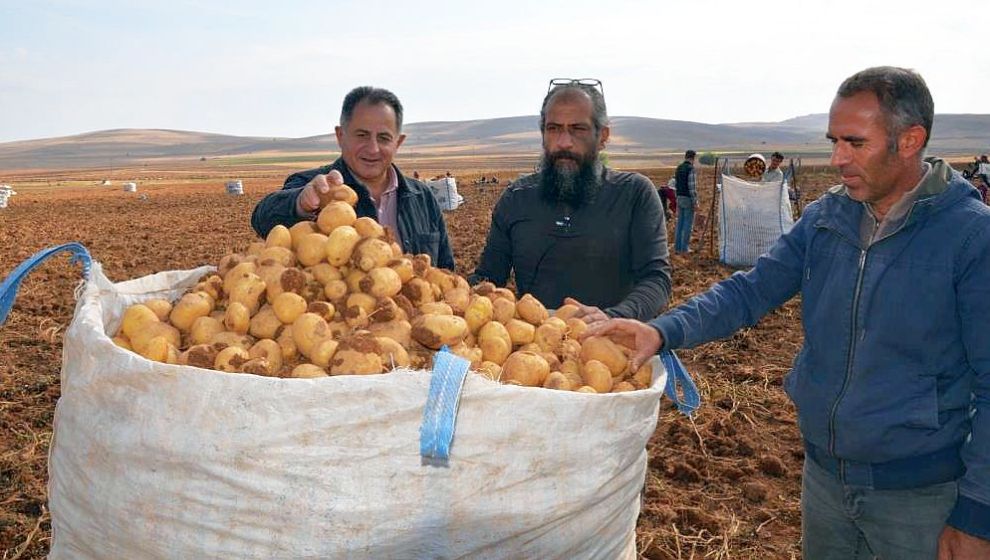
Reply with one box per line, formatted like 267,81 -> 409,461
142,298 -> 173,322
352,238 -> 393,272
353,216 -> 385,239
377,336 -> 411,369
130,321 -> 181,356
289,221 -> 320,250
565,318 -> 588,338
464,295 -> 494,333
534,322 -> 564,354
632,361 -> 653,388
367,319 -> 412,347
359,266 -> 402,298
554,303 -> 580,321
329,334 -> 384,375
576,386 -> 598,394
276,328 -> 298,362
309,338 -> 340,369
325,225 -> 361,267
266,224 -> 293,249
227,273 -> 266,315
449,343 -> 483,369
368,297 -> 405,324
516,294 -> 549,325
324,279 -> 348,302
208,331 -> 256,351
317,201 -> 357,234
543,371 -> 575,391
223,261 -> 258,295
419,301 -> 453,315
505,319 -> 536,346
249,339 -> 283,373
443,286 -> 471,315
317,183 -> 359,208
272,292 -> 308,324
411,314 -> 469,350
492,297 -> 516,324
387,258 -> 415,283
112,335 -> 132,351
248,305 -> 283,340
291,363 -> 329,378
178,344 -> 219,369
306,301 -> 336,322
581,359 -> 614,393
120,304 -> 160,340
475,361 -> 502,381
308,262 -> 342,285
580,336 -> 629,377
500,351 -> 550,387
612,381 -> 637,393
291,312 -> 332,359
241,357 -> 277,377
478,321 -> 512,365
258,246 -> 296,268
191,275 -> 223,301
401,277 -> 435,307
491,288 -> 516,303
558,338 -> 583,361
297,233 -> 330,267
223,301 -> 251,334
214,346 -> 251,373
561,369 -> 584,389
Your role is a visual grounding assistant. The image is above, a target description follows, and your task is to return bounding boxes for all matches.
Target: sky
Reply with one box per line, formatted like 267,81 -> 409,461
0,0 -> 986,143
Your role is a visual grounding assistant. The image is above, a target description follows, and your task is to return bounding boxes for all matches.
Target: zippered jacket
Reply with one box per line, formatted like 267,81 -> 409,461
250,158 -> 455,270
651,160 -> 990,539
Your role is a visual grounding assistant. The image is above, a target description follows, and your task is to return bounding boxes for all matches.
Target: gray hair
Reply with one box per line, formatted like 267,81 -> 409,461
539,84 -> 608,136
340,86 -> 404,131
836,66 -> 933,152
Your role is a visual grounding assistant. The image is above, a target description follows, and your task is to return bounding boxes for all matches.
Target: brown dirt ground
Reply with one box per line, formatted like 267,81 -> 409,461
0,163 -> 841,559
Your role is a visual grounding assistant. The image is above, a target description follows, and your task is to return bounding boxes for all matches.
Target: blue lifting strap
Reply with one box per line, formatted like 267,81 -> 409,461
0,243 -> 92,327
660,349 -> 701,416
419,347 -> 471,466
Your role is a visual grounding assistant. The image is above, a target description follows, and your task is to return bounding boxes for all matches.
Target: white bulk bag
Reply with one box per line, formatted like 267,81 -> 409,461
49,263 -> 668,559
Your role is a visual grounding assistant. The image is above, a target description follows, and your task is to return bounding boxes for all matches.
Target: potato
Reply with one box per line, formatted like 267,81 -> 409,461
217,253 -> 245,277
412,254 -> 432,277
258,246 -> 296,268
142,298 -> 173,322
632,361 -> 653,388
565,318 -> 588,338
377,336 -> 411,369
501,351 -> 550,387
612,381 -> 637,393
316,183 -> 359,208
449,343 -> 483,369
317,201 -> 357,234
324,279 -> 348,302
191,275 -> 223,301
289,221 -> 320,250
419,302 -> 453,315
329,334 -> 384,375
368,297 -> 404,323
492,297 -> 516,324
411,314 -> 469,350
272,292 -> 308,324
580,336 -> 629,377
535,322 -> 564,354
359,266 -> 402,298
246,241 -> 266,256
505,319 -> 536,346
309,339 -> 340,369
249,339 -> 283,373
401,278 -> 435,307
297,233 -> 330,267
308,263 -> 342,285
241,357 -> 277,377
223,301 -> 251,334
352,238 -> 393,272
464,295 -> 493,333
290,363 -> 329,378
478,321 -> 512,365
227,272 -> 266,316
558,338 -> 583,361
223,261 -> 258,295
214,346 -> 251,373
425,268 -> 457,294
325,225 -> 361,267
166,292 -> 212,332
112,336 -> 132,351
208,331 -> 256,351
306,301 -> 336,322
328,320 -> 350,339
561,369 -> 584,389
344,268 -> 366,294
291,313 -> 332,359
517,294 -> 549,325
393,294 -> 418,321
367,319 -> 412,347
554,303 -> 580,321
543,371 -> 575,391
178,344 -> 219,369
443,286 -> 471,315
353,216 -> 385,239
491,288 -> 516,303
387,258 -> 415,283
542,316 -> 567,331
476,361 -> 502,381
120,304 -> 160,340
472,281 -> 496,297
576,386 -> 598,394
265,267 -> 307,302
581,359 -> 614,393
266,224 -> 293,249
276,328 -> 298,362
248,305 -> 283,340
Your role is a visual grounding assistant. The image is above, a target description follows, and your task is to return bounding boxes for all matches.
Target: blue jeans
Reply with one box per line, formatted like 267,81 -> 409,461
802,457 -> 957,559
674,196 -> 695,252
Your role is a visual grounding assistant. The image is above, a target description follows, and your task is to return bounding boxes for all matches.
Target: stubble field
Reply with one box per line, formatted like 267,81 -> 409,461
0,161 -> 841,559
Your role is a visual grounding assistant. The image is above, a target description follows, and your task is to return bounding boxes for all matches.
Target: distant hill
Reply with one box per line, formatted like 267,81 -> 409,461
1,113 -> 987,170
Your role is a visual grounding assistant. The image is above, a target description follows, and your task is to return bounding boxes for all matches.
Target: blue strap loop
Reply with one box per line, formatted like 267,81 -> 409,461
419,347 -> 471,466
660,350 -> 701,416
0,243 -> 91,326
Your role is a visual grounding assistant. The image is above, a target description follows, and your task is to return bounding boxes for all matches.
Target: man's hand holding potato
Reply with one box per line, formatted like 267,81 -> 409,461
296,170 -> 346,215
582,318 -> 664,372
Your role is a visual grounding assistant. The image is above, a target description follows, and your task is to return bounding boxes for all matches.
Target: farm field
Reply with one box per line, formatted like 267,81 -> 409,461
0,160 -> 843,559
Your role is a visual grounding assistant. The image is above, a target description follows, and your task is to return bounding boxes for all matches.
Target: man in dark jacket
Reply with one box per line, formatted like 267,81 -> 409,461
673,150 -> 697,253
470,80 -> 672,322
585,67 -> 990,559
251,86 -> 454,270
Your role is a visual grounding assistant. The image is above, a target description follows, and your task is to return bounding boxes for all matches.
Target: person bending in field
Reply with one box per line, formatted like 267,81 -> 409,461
469,79 -> 672,322
251,86 -> 454,269
584,66 -> 990,560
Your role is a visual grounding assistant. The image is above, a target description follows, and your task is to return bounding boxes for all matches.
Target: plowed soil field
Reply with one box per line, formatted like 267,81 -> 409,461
0,163 -> 839,559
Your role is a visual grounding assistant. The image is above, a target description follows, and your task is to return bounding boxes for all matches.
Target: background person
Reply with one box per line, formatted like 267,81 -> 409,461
250,86 -> 454,269
673,150 -> 697,253
584,66 -> 990,560
470,79 -> 671,322
763,151 -> 785,183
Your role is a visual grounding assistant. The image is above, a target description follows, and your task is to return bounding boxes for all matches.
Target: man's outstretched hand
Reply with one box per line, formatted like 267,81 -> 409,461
581,318 -> 664,371
297,170 -> 345,215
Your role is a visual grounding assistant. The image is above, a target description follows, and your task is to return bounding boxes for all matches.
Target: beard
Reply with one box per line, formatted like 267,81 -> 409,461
538,149 -> 604,208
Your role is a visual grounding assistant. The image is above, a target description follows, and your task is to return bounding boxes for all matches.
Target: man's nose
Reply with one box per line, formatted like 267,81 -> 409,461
831,143 -> 850,167
555,130 -> 574,149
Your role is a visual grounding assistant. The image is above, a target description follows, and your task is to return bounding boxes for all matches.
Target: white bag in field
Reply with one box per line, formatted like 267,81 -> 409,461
718,174 -> 794,268
49,263 -> 670,559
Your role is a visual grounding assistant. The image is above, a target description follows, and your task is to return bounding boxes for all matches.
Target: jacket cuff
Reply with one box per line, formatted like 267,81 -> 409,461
649,314 -> 683,352
947,494 -> 990,541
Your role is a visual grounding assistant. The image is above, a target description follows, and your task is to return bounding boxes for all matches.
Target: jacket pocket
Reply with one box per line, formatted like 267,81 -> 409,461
902,370 -> 941,430
415,232 -> 441,258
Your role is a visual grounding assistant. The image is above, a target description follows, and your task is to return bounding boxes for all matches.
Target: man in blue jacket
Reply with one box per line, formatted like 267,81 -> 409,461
251,86 -> 455,270
585,66 -> 990,559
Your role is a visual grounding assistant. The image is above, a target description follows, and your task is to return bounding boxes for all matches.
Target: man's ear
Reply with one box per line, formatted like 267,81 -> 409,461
598,125 -> 610,150
396,133 -> 407,150
897,124 -> 927,158
334,125 -> 344,147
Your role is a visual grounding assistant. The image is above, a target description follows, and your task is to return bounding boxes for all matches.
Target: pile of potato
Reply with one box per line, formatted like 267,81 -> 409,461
112,184 -> 652,393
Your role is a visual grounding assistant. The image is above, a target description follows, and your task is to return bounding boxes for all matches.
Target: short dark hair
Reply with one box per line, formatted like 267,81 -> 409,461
685,150 -> 696,160
836,66 -> 933,151
340,86 -> 404,131
540,84 -> 608,136
771,151 -> 784,160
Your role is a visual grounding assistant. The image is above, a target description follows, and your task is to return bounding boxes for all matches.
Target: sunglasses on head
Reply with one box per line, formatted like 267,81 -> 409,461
547,78 -> 604,96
